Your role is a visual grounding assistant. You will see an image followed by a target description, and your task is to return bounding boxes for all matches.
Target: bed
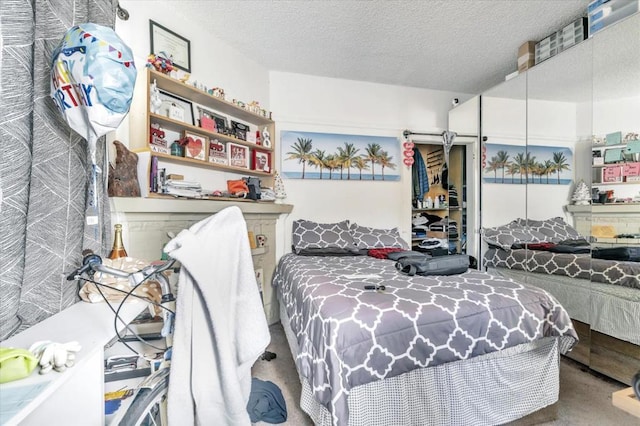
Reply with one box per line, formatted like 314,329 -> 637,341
273,219 -> 578,426
481,217 -> 640,384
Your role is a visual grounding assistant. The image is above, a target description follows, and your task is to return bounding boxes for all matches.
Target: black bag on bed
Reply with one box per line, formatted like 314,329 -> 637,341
396,254 -> 470,276
592,246 -> 640,262
386,251 -> 430,261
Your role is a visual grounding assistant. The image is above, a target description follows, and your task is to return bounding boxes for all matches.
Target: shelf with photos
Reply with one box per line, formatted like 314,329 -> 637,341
128,68 -> 277,197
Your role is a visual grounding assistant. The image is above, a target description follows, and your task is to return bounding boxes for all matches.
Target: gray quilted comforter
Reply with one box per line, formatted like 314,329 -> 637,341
484,248 -> 640,289
273,254 -> 578,426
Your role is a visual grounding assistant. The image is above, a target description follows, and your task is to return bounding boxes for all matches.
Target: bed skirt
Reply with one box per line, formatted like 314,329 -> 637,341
279,299 -> 560,426
488,267 -> 640,346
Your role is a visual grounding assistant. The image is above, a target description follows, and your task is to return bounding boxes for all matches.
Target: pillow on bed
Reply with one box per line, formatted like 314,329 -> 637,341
513,217 -> 582,242
296,247 -> 363,256
350,224 -> 409,250
291,219 -> 358,254
481,223 -> 546,250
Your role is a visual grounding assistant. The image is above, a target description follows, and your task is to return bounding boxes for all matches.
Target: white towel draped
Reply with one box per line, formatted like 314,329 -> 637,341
165,206 -> 270,425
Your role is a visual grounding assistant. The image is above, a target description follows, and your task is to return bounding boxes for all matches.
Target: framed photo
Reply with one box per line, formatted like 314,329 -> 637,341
197,107 -> 229,134
149,20 -> 191,72
228,142 -> 249,169
252,149 -> 271,173
182,130 -> 208,161
231,120 -> 250,141
208,139 -> 228,165
158,90 -> 194,125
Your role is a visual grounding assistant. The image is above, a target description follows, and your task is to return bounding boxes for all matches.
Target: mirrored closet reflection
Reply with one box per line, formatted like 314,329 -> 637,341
474,13 -> 640,385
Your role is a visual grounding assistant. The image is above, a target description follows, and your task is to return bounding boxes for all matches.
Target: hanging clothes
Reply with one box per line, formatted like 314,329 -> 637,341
412,149 -> 429,202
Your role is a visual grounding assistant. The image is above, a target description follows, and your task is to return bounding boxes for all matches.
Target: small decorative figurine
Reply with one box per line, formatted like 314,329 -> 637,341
150,79 -> 162,114
274,171 -> 287,203
146,51 -> 174,74
571,180 -> 591,205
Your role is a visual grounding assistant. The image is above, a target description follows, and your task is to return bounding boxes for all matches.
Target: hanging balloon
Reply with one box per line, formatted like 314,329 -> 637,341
50,23 -> 137,163
50,23 -> 136,229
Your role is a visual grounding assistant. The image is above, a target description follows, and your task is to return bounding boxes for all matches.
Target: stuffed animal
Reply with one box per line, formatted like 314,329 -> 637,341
108,141 -> 141,197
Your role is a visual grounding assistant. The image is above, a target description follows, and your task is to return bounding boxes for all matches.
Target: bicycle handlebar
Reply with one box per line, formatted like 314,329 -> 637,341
66,250 -> 176,283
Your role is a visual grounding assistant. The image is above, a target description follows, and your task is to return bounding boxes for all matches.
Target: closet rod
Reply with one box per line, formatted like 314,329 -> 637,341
402,130 -> 477,139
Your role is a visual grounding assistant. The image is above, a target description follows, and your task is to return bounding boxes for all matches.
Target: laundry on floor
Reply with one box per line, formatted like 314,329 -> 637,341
247,377 -> 287,424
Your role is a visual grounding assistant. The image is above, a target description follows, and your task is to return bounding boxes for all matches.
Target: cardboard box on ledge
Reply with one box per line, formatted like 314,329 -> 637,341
518,41 -> 536,72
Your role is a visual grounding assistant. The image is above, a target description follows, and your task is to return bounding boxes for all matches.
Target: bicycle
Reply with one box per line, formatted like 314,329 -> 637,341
67,250 -> 177,426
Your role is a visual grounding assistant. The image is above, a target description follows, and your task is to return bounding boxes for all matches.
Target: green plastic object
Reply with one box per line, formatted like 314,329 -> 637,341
605,131 -> 622,146
0,347 -> 39,383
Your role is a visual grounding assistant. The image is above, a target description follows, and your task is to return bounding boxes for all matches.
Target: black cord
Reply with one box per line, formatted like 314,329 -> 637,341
79,275 -> 170,354
113,272 -> 167,354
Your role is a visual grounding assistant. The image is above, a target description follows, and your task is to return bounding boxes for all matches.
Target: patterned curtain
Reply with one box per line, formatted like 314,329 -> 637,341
0,0 -> 116,339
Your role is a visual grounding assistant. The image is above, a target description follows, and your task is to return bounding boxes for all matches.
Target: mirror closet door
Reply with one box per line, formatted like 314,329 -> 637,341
478,73 -> 527,271
526,36 -> 593,366
590,13 -> 640,383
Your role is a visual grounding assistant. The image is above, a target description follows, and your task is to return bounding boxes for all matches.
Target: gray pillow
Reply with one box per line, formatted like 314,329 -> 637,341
350,224 -> 409,250
292,219 -> 355,254
513,217 -> 582,242
481,223 -> 547,250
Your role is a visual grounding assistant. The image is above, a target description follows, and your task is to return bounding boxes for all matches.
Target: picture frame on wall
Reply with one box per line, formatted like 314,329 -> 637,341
252,149 -> 271,173
149,20 -> 191,72
182,130 -> 208,161
228,142 -> 249,169
158,90 -> 194,125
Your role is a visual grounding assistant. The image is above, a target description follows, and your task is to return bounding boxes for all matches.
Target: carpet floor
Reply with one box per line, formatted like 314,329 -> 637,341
252,323 -> 638,425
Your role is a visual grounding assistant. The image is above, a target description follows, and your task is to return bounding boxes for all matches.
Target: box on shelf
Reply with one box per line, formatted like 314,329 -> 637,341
588,0 -> 640,36
602,165 -> 623,183
558,17 -> 587,52
535,32 -> 559,64
208,139 -> 228,165
623,163 -> 640,178
149,123 -> 169,154
518,41 -> 536,72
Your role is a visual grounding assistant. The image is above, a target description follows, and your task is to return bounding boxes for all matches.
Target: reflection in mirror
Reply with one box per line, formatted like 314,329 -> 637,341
589,13 -> 640,385
526,35 -> 593,365
478,73 -> 527,271
480,73 -> 528,227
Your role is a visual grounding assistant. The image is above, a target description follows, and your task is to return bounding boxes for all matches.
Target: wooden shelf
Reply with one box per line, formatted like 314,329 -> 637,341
592,143 -> 628,150
593,163 -> 640,168
150,113 -> 273,152
149,69 -> 274,126
593,181 -> 640,186
413,207 -> 462,212
145,150 -> 273,177
110,197 -> 293,215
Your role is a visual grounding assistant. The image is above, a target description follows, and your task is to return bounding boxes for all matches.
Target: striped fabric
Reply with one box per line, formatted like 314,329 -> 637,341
0,0 -> 115,339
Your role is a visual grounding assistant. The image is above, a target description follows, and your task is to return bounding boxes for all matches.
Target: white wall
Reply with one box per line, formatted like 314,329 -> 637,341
270,71 -> 470,254
112,3 -> 471,261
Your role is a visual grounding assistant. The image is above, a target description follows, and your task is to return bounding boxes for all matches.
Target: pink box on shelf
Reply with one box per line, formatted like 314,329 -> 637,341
622,163 -> 640,177
602,166 -> 623,183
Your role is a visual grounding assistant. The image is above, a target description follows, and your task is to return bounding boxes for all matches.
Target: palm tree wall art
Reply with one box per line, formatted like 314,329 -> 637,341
281,131 -> 400,181
482,142 -> 573,185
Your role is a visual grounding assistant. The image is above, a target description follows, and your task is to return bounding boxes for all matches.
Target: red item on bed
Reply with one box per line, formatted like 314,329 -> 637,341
367,248 -> 405,259
525,242 -> 557,251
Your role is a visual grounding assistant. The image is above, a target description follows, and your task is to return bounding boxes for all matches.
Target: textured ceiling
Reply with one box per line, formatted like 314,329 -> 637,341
163,0 -> 591,95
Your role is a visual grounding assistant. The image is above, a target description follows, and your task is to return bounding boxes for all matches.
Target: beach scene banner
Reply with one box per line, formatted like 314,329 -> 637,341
281,131 -> 400,181
482,143 -> 573,185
